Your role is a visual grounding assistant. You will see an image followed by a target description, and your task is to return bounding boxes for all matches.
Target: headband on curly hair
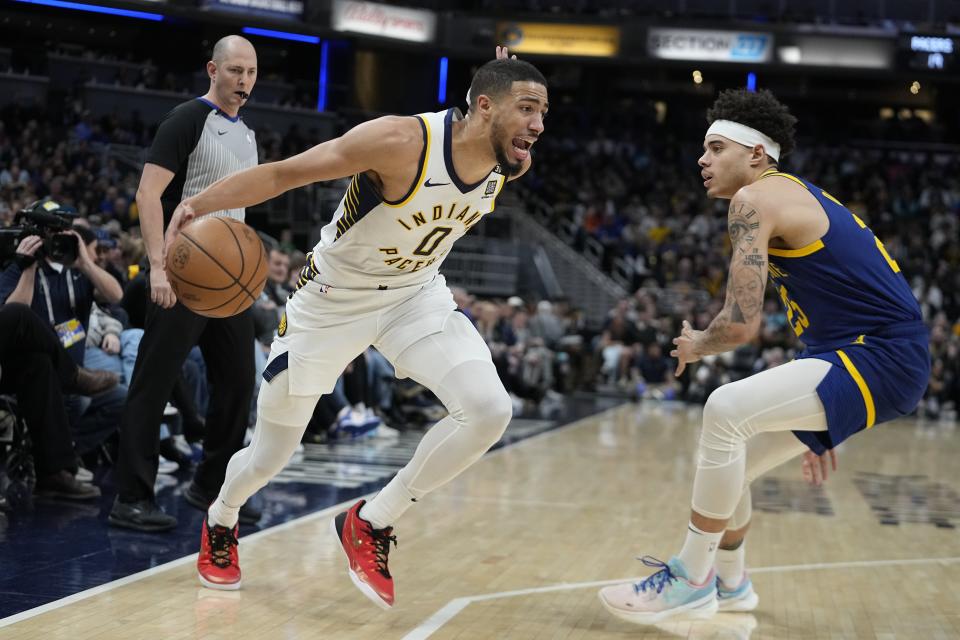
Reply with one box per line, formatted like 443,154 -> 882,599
706,89 -> 797,159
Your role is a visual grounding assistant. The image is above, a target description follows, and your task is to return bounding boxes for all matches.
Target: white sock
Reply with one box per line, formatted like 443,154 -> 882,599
716,543 -> 746,587
208,496 -> 241,529
677,522 -> 723,584
359,476 -> 419,530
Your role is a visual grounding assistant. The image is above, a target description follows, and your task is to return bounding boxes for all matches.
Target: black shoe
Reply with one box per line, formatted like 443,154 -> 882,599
183,481 -> 262,525
109,497 -> 178,532
35,470 -> 101,501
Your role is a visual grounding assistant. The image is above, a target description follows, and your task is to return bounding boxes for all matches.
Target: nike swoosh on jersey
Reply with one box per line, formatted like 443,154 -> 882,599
217,130 -> 228,135
423,179 -> 450,187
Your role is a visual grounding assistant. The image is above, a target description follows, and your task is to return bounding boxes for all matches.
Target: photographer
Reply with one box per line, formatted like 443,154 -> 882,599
0,204 -> 126,458
0,303 -> 103,500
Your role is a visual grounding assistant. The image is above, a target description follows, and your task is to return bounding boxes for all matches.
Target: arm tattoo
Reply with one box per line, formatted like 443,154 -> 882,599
695,202 -> 768,356
726,203 -> 765,325
731,263 -> 765,320
727,202 -> 760,255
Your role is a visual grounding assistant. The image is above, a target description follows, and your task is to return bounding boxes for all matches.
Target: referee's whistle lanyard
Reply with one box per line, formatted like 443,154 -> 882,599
38,267 -> 86,349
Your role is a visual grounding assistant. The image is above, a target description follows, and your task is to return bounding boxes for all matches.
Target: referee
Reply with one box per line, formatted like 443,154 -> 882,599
109,36 -> 261,531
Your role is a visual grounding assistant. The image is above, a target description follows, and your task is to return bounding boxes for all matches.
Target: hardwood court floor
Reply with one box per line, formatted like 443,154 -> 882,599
4,402 -> 959,639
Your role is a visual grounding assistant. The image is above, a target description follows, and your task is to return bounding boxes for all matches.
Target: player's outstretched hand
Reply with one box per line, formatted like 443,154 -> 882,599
801,449 -> 837,486
671,319 -> 702,377
163,202 -> 197,265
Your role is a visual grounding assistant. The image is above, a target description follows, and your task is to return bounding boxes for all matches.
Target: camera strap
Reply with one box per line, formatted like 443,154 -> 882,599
37,267 -> 77,325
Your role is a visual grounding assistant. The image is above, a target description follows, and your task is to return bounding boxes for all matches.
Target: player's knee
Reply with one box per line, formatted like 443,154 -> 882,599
704,384 -> 738,424
463,386 -> 513,446
484,388 -> 514,433
247,451 -> 291,480
704,385 -> 749,436
700,385 -> 751,454
257,378 -> 316,427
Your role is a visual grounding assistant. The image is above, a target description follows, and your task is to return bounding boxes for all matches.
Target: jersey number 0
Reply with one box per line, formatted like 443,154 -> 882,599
413,226 -> 453,256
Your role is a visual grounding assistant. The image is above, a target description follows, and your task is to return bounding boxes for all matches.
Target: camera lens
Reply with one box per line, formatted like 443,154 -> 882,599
46,234 -> 79,266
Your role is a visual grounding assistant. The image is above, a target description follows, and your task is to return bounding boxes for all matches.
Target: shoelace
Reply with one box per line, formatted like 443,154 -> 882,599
370,526 -> 398,578
207,524 -> 239,569
633,556 -> 677,594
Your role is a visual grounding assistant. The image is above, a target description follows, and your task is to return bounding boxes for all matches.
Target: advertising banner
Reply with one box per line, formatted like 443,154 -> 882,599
648,28 -> 773,63
496,22 -> 620,57
332,0 -> 436,43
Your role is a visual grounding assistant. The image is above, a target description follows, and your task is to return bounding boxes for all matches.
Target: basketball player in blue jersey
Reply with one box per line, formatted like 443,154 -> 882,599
599,89 -> 929,625
163,47 -> 547,607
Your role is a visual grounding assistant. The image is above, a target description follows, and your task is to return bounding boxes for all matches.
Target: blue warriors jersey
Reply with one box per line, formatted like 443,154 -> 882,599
760,169 -> 930,454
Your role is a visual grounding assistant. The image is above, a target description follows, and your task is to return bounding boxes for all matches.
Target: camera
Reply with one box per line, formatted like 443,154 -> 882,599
0,199 -> 79,267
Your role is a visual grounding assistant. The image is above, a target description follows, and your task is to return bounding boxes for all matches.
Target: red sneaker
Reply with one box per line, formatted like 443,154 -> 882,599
331,499 -> 397,609
197,517 -> 241,590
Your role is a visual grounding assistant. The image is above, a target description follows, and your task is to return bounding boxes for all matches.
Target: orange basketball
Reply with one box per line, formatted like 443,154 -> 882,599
165,216 -> 268,318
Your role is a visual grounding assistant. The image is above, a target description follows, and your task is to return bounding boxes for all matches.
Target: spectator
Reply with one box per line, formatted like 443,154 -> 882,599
0,204 -> 126,459
0,303 -> 117,499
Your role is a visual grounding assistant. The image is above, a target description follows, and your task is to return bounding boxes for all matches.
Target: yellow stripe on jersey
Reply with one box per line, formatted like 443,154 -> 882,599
836,349 -> 876,428
382,115 -> 431,209
346,177 -> 359,215
768,239 -> 825,258
757,170 -> 827,258
821,190 -> 843,206
336,177 -> 362,240
349,175 -> 360,213
761,170 -> 806,188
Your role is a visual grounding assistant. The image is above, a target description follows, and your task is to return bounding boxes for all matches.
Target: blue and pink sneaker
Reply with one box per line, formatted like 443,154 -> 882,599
598,556 -> 719,625
717,573 -> 759,612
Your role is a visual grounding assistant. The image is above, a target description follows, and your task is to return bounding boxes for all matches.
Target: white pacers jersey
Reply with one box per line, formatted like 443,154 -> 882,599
308,108 -> 506,289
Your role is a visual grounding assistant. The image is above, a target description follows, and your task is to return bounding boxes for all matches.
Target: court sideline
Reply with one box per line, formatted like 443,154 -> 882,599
3,402 -> 959,639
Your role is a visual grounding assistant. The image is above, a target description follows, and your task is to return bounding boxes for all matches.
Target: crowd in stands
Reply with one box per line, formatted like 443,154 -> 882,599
520,109 -> 960,419
0,101 -> 592,508
1,93 -> 958,510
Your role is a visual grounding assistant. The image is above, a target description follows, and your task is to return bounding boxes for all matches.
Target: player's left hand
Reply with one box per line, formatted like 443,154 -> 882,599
496,46 -> 517,60
671,319 -> 702,377
163,202 -> 197,266
801,449 -> 837,486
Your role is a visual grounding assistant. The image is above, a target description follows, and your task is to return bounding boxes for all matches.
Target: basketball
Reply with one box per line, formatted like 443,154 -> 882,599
165,216 -> 268,318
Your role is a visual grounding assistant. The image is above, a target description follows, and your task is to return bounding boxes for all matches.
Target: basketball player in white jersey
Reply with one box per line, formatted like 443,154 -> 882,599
164,47 -> 548,607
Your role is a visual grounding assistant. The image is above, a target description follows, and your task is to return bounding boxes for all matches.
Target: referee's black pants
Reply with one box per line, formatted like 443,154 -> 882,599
115,297 -> 254,503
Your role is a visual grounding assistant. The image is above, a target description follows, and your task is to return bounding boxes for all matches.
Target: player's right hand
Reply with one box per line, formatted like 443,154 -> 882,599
671,320 -> 702,377
150,267 -> 178,309
163,201 -> 197,259
496,46 -> 517,60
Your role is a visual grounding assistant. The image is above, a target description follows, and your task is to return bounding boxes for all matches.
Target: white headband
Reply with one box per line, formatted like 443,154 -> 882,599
706,119 -> 780,162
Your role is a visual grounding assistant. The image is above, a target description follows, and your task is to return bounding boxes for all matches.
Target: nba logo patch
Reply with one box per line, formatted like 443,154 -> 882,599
277,311 -> 287,337
484,180 -> 498,196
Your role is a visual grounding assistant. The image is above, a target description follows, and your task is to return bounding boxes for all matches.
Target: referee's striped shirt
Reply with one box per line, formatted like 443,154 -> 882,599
146,97 -> 258,227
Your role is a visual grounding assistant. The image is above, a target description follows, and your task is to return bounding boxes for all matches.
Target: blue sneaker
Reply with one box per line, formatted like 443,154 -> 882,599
333,406 -> 381,439
717,573 -> 759,612
598,556 -> 718,625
